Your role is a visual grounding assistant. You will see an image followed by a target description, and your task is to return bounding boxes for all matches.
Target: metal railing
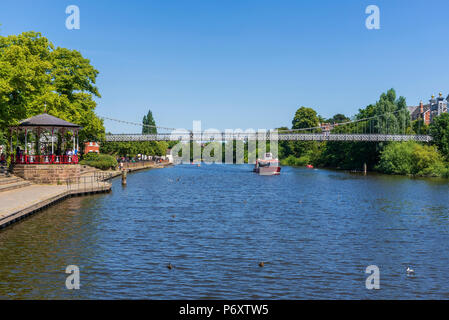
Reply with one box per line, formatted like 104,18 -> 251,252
13,154 -> 79,165
66,171 -> 113,194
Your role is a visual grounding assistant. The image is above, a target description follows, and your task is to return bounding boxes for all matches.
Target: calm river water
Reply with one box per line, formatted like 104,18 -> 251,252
1,164 -> 449,299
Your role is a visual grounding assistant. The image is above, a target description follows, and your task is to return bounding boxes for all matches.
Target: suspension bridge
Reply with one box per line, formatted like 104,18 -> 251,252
104,132 -> 431,142
101,110 -> 432,143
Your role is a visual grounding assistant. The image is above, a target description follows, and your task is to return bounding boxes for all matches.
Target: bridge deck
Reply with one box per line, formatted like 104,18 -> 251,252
105,133 -> 432,142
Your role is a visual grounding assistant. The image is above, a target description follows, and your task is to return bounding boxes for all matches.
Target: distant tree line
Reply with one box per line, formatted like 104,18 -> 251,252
101,140 -> 172,158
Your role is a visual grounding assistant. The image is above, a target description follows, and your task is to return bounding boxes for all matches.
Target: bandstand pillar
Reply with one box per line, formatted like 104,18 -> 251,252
51,128 -> 54,155
24,129 -> 28,155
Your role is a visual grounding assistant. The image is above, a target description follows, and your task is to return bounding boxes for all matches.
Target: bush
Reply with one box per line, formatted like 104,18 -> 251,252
281,154 -> 312,167
376,141 -> 448,177
80,153 -> 117,170
82,152 -> 100,161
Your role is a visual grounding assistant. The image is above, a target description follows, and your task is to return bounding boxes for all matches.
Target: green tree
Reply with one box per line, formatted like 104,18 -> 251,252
0,31 -> 105,152
290,107 -> 320,159
142,109 -> 157,134
276,126 -> 293,159
0,131 -> 6,147
292,107 -> 319,130
371,89 -> 410,134
320,89 -> 410,170
411,119 -> 429,135
328,114 -> 350,124
430,113 -> 449,160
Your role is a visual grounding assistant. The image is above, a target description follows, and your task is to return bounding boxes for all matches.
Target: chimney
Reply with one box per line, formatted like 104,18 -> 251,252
420,100 -> 424,114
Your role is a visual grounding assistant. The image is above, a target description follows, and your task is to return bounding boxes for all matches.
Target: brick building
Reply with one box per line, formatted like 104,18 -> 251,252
84,142 -> 100,154
409,92 -> 448,125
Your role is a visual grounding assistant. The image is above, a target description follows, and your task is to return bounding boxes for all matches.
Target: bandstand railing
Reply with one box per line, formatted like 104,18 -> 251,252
13,154 -> 79,165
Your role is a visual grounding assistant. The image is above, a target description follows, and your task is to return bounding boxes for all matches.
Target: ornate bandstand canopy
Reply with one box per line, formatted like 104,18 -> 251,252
9,113 -> 82,165
17,113 -> 81,129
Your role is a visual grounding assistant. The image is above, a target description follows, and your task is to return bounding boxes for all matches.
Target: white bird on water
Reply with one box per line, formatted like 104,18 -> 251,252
406,267 -> 415,275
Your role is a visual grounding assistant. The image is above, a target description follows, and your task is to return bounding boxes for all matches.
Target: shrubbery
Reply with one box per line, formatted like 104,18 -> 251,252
281,141 -> 449,178
80,153 -> 118,170
281,154 -> 312,167
376,141 -> 448,177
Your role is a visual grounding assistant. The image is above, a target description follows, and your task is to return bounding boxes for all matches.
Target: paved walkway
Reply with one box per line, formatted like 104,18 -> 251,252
0,181 -> 111,229
0,163 -> 169,229
0,185 -> 67,219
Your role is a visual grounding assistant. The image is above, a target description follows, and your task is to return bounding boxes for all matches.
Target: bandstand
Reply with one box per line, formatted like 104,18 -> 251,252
9,113 -> 82,184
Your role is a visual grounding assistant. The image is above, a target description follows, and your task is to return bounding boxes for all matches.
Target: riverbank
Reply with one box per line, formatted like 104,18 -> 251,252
280,162 -> 449,179
0,161 -> 172,230
280,146 -> 449,179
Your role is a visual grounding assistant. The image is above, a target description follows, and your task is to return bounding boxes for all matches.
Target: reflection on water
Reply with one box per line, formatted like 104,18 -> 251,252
0,164 -> 449,299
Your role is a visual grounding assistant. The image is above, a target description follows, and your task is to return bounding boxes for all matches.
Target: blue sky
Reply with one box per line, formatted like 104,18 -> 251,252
1,0 -> 449,133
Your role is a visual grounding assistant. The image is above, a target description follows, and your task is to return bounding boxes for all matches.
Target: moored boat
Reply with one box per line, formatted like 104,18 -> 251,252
253,153 -> 281,175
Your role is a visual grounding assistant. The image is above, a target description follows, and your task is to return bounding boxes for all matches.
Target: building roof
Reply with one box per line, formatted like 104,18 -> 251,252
408,104 -> 431,120
16,113 -> 82,129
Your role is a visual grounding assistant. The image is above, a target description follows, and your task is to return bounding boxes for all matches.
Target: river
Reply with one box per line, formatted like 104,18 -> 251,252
0,164 -> 449,299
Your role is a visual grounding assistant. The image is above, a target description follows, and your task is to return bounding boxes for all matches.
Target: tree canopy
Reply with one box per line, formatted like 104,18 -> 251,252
292,107 -> 319,129
328,114 -> 350,124
0,31 -> 105,146
430,113 -> 449,160
142,109 -> 157,134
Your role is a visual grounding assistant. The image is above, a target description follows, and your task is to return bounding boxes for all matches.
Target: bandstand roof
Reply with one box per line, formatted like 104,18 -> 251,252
14,113 -> 82,129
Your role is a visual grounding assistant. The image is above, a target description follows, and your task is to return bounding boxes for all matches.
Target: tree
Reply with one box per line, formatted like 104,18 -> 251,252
291,107 -> 320,159
276,126 -> 293,159
430,113 -> 449,160
319,89 -> 409,170
0,131 -> 6,146
292,107 -> 319,129
411,119 -> 429,135
0,31 -> 105,151
142,109 -> 157,134
370,89 -> 409,134
329,114 -> 349,124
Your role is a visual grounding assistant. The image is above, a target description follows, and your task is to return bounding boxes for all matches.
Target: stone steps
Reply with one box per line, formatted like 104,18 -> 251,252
0,176 -> 22,185
0,180 -> 31,193
0,168 -> 32,192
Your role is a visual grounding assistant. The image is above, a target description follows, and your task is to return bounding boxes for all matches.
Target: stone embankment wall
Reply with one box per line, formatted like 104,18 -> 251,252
13,164 -> 80,184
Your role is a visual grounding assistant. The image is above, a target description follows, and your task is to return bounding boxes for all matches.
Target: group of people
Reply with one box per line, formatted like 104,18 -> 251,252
116,156 -> 154,163
13,146 -> 77,157
117,155 -> 164,170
